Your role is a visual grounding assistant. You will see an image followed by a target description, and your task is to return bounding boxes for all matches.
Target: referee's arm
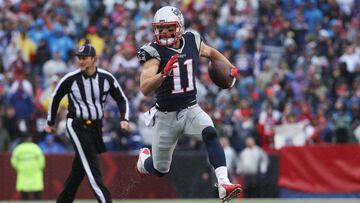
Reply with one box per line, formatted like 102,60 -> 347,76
47,77 -> 70,126
108,76 -> 129,121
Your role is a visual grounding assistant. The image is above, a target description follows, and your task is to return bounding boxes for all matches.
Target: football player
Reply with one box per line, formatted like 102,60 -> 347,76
136,6 -> 240,202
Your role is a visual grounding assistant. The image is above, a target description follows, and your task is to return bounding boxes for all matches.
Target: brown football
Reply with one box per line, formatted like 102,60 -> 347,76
208,59 -> 234,89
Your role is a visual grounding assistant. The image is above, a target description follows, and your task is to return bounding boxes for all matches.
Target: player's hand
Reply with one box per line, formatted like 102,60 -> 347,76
44,124 -> 56,134
161,54 -> 178,77
230,66 -> 238,78
120,120 -> 129,131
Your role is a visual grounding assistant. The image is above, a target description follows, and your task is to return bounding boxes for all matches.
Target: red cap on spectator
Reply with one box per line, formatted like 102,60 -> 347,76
87,26 -> 97,34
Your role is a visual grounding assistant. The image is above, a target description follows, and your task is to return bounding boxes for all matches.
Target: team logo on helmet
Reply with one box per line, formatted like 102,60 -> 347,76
78,46 -> 85,52
172,8 -> 182,20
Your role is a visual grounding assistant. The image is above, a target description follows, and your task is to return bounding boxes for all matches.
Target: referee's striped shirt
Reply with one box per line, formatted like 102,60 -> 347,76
47,68 -> 129,125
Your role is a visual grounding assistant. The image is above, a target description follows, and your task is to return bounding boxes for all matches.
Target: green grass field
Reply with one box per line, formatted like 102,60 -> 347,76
2,199 -> 360,203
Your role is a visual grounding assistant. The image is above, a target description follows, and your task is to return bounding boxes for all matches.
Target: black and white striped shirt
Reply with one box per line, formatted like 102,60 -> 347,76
47,68 -> 129,125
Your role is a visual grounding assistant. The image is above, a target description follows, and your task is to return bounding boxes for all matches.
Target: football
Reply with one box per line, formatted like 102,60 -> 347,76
208,59 -> 235,89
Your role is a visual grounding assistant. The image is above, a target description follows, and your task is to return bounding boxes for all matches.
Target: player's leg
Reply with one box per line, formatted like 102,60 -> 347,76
65,118 -> 112,203
56,155 -> 85,203
183,105 -> 229,183
183,105 -> 242,202
137,111 -> 180,177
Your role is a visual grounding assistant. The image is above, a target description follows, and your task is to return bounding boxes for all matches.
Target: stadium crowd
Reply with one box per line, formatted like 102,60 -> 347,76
0,0 -> 359,155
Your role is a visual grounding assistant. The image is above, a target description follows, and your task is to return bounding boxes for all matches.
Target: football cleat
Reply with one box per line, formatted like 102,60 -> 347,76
136,148 -> 151,176
218,183 -> 242,202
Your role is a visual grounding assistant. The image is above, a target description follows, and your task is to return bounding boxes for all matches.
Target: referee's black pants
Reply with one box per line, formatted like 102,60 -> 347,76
57,118 -> 112,203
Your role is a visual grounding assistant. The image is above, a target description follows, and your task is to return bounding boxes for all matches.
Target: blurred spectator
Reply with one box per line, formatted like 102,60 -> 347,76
331,99 -> 356,143
281,102 -> 297,124
8,51 -> 31,77
297,101 -> 313,123
102,121 -> 118,152
0,118 -> 10,151
355,124 -> 360,143
2,40 -> 19,73
339,42 -> 360,85
256,59 -> 273,90
9,70 -> 33,97
205,29 -> 225,52
42,51 -> 67,86
257,102 -> 281,151
28,18 -> 50,47
97,17 -> 114,42
38,133 -> 66,153
253,42 -> 267,77
234,46 -> 253,76
33,39 -> 51,78
47,24 -> 75,62
15,31 -> 37,64
0,76 -> 9,110
10,136 -> 45,200
110,42 -> 139,73
236,136 -> 269,198
78,26 -> 105,55
219,137 -> 237,181
8,80 -> 34,120
303,1 -> 323,34
2,105 -> 20,142
290,69 -> 308,101
126,122 -> 144,155
232,97 -> 255,150
292,8 -> 308,49
67,0 -> 90,37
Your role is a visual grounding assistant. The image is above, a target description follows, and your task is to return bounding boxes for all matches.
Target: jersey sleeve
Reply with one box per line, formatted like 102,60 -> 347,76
137,43 -> 161,64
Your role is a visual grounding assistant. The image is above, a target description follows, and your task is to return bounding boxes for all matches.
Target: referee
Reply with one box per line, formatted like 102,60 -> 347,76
44,40 -> 129,203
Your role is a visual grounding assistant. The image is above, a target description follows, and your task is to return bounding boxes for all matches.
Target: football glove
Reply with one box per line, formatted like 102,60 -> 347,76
161,54 -> 178,78
229,67 -> 238,89
230,66 -> 238,78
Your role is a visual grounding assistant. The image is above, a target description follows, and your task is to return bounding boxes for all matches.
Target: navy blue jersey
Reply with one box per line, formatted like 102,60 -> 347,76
138,31 -> 202,110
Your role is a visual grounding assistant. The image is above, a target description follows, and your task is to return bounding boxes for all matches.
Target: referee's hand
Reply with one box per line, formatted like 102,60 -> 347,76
120,120 -> 129,131
44,124 -> 56,134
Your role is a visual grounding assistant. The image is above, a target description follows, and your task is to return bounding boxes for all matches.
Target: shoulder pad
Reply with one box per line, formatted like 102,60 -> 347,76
137,43 -> 160,64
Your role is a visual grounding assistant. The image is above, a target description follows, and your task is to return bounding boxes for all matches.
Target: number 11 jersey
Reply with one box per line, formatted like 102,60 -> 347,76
137,31 -> 202,110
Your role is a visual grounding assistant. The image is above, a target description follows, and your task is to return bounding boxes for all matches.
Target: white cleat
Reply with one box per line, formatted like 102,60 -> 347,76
218,183 -> 242,202
135,148 -> 151,176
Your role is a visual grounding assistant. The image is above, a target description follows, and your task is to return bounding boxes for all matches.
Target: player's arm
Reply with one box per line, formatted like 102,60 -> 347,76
200,42 -> 234,69
200,42 -> 238,86
139,58 -> 165,96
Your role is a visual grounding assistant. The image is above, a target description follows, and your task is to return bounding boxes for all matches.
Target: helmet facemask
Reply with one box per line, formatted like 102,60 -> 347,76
152,21 -> 182,46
